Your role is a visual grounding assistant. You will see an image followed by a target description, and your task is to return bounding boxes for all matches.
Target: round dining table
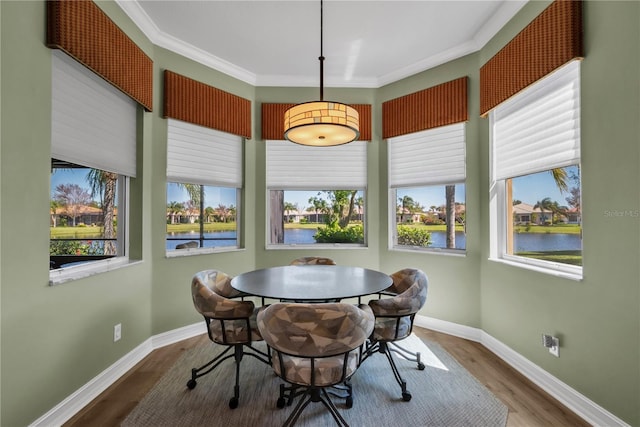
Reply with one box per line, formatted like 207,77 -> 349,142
230,265 -> 392,302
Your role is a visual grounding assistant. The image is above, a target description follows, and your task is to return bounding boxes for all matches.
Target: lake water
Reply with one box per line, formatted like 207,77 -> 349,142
513,232 -> 581,252
168,229 -> 581,251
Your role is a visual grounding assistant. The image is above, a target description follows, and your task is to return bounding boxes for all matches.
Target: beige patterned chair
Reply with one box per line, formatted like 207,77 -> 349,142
289,256 -> 337,266
361,268 -> 428,402
188,269 -> 270,409
257,302 -> 374,427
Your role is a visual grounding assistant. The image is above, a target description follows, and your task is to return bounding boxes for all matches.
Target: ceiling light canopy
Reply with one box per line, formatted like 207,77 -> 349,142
283,0 -> 360,147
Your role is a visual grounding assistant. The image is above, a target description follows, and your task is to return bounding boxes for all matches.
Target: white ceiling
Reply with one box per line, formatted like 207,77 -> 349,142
116,0 -> 527,88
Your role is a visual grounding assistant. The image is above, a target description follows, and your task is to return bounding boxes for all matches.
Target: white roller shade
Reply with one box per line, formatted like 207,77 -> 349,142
388,123 -> 466,188
167,119 -> 243,188
51,50 -> 137,177
266,140 -> 367,190
492,60 -> 581,181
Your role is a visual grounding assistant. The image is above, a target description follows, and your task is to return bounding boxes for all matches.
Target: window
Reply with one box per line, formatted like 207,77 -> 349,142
266,140 -> 367,246
49,50 -> 136,282
388,123 -> 466,252
166,183 -> 239,249
166,119 -> 243,253
50,160 -> 127,269
489,60 -> 582,278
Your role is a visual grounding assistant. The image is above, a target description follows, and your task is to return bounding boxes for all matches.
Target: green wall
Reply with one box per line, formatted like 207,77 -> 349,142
0,1 -> 638,426
478,1 -> 640,423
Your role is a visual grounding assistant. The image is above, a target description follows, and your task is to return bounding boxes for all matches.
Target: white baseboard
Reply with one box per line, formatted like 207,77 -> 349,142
414,315 -> 630,427
29,339 -> 154,427
29,323 -> 205,427
32,316 -> 628,427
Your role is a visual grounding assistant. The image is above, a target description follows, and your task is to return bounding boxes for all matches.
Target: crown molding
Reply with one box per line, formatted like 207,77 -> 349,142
116,0 -> 528,89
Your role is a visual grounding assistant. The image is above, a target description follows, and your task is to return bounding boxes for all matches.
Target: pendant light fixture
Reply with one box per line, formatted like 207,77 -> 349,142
283,0 -> 360,146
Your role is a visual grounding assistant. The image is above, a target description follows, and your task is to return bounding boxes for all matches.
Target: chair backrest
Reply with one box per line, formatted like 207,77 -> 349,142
191,270 -> 257,344
368,269 -> 427,342
370,268 -> 428,317
289,256 -> 337,266
258,303 -> 374,388
258,303 -> 374,358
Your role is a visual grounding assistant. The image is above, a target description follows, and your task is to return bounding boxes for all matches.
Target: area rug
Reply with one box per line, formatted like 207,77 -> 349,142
122,334 -> 508,427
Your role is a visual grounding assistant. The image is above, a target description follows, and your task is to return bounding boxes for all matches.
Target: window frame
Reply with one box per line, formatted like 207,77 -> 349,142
265,189 -> 368,249
49,172 -> 133,285
488,61 -> 582,280
165,119 -> 245,256
265,140 -> 368,249
165,183 -> 243,256
387,123 -> 467,255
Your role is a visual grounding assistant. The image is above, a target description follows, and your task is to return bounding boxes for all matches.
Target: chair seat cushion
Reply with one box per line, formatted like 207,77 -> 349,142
209,307 -> 263,344
272,350 -> 359,387
371,316 -> 412,341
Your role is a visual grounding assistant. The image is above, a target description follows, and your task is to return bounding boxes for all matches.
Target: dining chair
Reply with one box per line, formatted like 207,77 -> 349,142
289,256 -> 337,266
188,269 -> 270,409
257,302 -> 374,427
360,268 -> 428,402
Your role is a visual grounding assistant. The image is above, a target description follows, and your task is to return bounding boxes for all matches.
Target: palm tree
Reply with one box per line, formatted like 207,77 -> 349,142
283,202 -> 298,222
204,206 -> 215,223
550,168 -> 569,193
167,201 -> 184,224
87,170 -> 117,255
445,185 -> 456,248
50,200 -> 61,227
308,197 -> 327,223
533,197 -> 554,224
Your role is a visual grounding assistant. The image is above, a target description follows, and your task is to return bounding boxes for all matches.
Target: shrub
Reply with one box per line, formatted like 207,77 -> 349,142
397,225 -> 431,247
50,240 -> 104,255
314,225 -> 364,244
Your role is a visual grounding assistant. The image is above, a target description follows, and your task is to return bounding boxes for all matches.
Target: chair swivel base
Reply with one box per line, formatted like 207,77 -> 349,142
186,343 -> 269,409
389,341 -> 426,371
362,341 -> 412,402
277,386 -> 350,427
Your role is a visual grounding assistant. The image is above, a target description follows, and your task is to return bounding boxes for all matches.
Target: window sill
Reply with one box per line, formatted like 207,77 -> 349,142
49,257 -> 142,286
166,246 -> 245,258
266,243 -> 367,250
390,246 -> 466,257
489,256 -> 583,281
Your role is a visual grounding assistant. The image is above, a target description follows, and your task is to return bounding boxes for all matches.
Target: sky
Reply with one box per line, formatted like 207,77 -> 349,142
511,165 -> 579,207
52,165 -> 579,210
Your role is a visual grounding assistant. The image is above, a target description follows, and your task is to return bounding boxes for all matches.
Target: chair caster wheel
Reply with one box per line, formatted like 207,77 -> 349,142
229,397 -> 239,409
417,362 -> 425,370
276,397 -> 286,408
345,396 -> 353,408
402,392 -> 412,402
186,379 -> 197,389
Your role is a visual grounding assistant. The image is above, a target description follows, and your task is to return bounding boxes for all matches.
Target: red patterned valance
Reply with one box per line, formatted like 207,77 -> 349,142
382,77 -> 468,139
47,0 -> 153,111
261,103 -> 371,141
480,0 -> 583,116
163,71 -> 252,139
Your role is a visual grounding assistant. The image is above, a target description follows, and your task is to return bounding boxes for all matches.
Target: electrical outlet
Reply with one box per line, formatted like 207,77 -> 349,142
114,323 -> 122,342
548,336 -> 560,357
542,334 -> 559,357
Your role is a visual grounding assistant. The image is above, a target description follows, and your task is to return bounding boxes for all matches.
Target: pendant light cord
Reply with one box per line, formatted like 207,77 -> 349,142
319,0 -> 325,101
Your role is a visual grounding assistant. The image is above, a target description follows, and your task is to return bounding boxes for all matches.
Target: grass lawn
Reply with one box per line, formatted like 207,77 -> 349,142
166,222 -> 236,232
51,222 -> 238,238
397,223 -> 465,232
50,226 -> 105,238
514,224 -> 581,234
515,250 -> 582,266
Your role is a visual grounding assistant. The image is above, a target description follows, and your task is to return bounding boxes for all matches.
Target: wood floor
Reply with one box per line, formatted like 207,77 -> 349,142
64,327 -> 590,427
